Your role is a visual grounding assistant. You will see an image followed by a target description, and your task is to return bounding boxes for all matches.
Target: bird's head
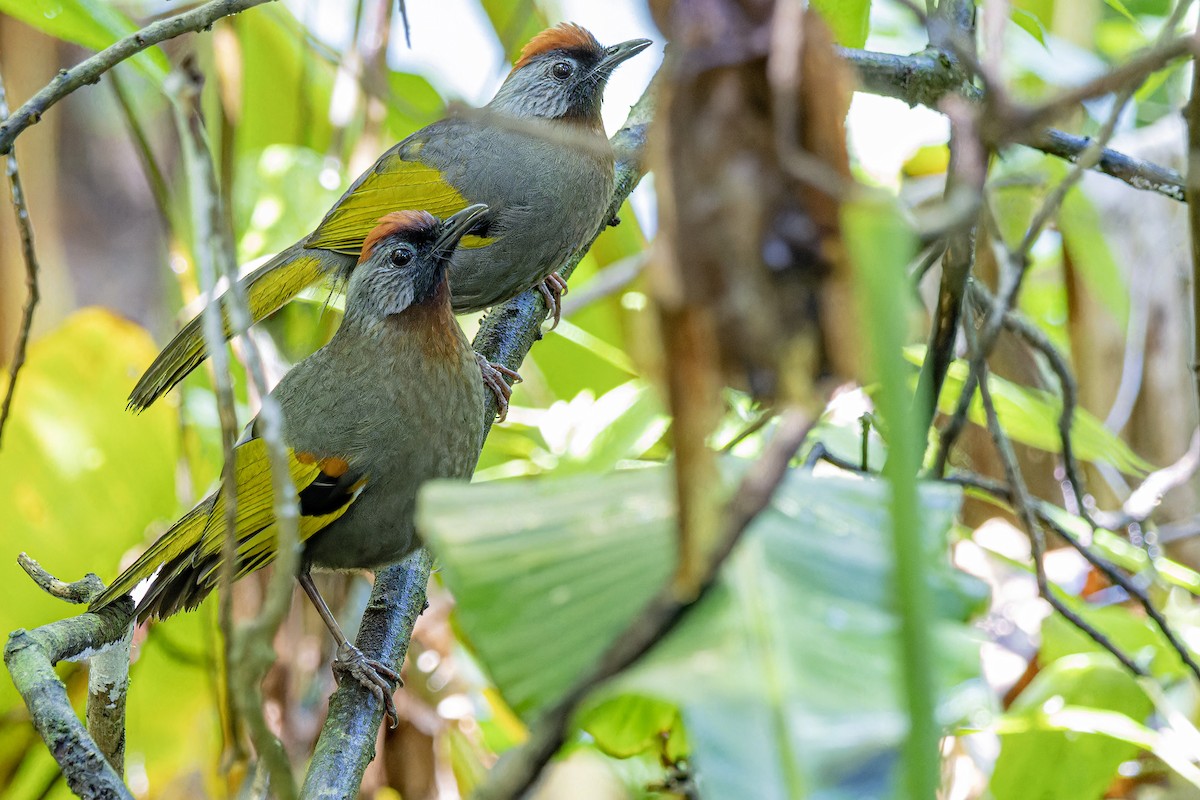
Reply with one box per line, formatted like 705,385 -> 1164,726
348,204 -> 489,321
489,23 -> 652,126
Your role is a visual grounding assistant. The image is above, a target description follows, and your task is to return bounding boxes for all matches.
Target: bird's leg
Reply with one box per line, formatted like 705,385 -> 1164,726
475,352 -> 521,422
537,272 -> 569,328
298,569 -> 401,727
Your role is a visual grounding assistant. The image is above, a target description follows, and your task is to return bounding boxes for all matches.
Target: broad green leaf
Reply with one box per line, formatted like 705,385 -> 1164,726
1011,8 -> 1049,50
989,654 -> 1153,799
811,0 -> 872,49
419,467 -> 989,798
479,0 -> 550,61
579,694 -> 688,761
0,310 -> 221,797
1060,186 -> 1130,328
906,347 -> 1155,475
618,474 -> 985,800
1103,0 -> 1139,25
1041,601 -> 1192,681
421,467 -> 676,717
231,4 -> 336,157
384,71 -> 447,140
0,0 -> 169,80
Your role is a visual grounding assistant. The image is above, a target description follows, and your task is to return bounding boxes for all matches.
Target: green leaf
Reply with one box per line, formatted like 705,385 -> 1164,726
906,347 -> 1155,475
1059,186 -> 1130,328
1103,0 -> 1139,26
810,0 -> 872,49
1011,8 -> 1050,50
479,0 -> 549,61
989,654 -> 1154,799
579,694 -> 688,761
844,193 -> 938,797
384,71 -> 447,140
0,0 -> 169,80
419,468 -> 989,798
1041,601 -> 1192,681
0,310 -> 223,790
231,4 -> 335,156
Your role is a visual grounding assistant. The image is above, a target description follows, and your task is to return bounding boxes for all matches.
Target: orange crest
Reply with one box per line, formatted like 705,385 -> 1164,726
514,23 -> 602,69
359,211 -> 438,263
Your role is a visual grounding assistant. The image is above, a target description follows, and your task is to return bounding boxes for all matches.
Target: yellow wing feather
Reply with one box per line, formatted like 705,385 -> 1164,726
93,438 -> 360,610
306,156 -> 493,255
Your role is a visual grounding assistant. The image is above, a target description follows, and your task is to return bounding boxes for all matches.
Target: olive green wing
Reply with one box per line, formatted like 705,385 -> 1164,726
305,142 -> 493,255
92,437 -> 365,618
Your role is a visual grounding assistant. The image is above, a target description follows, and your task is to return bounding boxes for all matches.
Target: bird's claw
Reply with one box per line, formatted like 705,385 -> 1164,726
332,643 -> 402,728
476,352 -> 522,422
537,273 -> 569,329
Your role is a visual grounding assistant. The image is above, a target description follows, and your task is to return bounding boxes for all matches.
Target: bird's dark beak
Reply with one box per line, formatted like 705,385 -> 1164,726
435,203 -> 489,257
599,38 -> 653,72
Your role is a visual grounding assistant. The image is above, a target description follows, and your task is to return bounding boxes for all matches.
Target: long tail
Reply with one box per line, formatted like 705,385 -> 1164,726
127,243 -> 352,412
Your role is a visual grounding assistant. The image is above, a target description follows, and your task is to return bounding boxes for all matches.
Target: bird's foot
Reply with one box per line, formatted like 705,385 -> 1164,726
537,273 -> 569,329
332,643 -> 402,728
475,352 -> 522,422
607,215 -> 621,227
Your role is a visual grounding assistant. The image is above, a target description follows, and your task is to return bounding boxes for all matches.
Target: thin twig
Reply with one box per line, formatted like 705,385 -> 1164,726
0,0 -> 278,155
174,57 -> 301,794
942,469 -> 1200,685
965,303 -> 1145,676
472,410 -> 814,800
1092,430 -> 1200,529
17,554 -> 104,604
838,49 -> 1187,203
966,281 -> 1092,523
0,69 -> 41,448
999,35 -> 1194,139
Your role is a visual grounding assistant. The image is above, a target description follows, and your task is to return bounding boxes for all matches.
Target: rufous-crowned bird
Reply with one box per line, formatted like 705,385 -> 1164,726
92,206 -> 489,720
128,24 -> 651,419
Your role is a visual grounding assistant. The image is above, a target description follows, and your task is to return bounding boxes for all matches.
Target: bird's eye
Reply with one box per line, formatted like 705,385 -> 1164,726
389,246 -> 414,268
551,61 -> 573,81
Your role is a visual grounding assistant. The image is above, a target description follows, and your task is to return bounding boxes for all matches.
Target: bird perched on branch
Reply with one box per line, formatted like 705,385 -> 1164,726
92,207 -> 489,719
128,23 -> 652,419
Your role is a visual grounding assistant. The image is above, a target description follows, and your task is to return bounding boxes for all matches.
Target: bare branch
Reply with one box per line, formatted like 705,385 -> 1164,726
838,48 -> 1187,203
5,596 -> 136,798
0,69 -> 41,448
964,304 -> 1145,676
1188,25 -> 1200,430
0,0 -> 278,155
18,553 -> 104,604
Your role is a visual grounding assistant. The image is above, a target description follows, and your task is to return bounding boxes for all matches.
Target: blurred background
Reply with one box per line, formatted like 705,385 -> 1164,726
3,0 -> 1200,798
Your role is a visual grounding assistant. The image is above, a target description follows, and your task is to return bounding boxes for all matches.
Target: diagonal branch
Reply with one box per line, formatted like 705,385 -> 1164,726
0,0 -> 277,155
0,68 -> 41,448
